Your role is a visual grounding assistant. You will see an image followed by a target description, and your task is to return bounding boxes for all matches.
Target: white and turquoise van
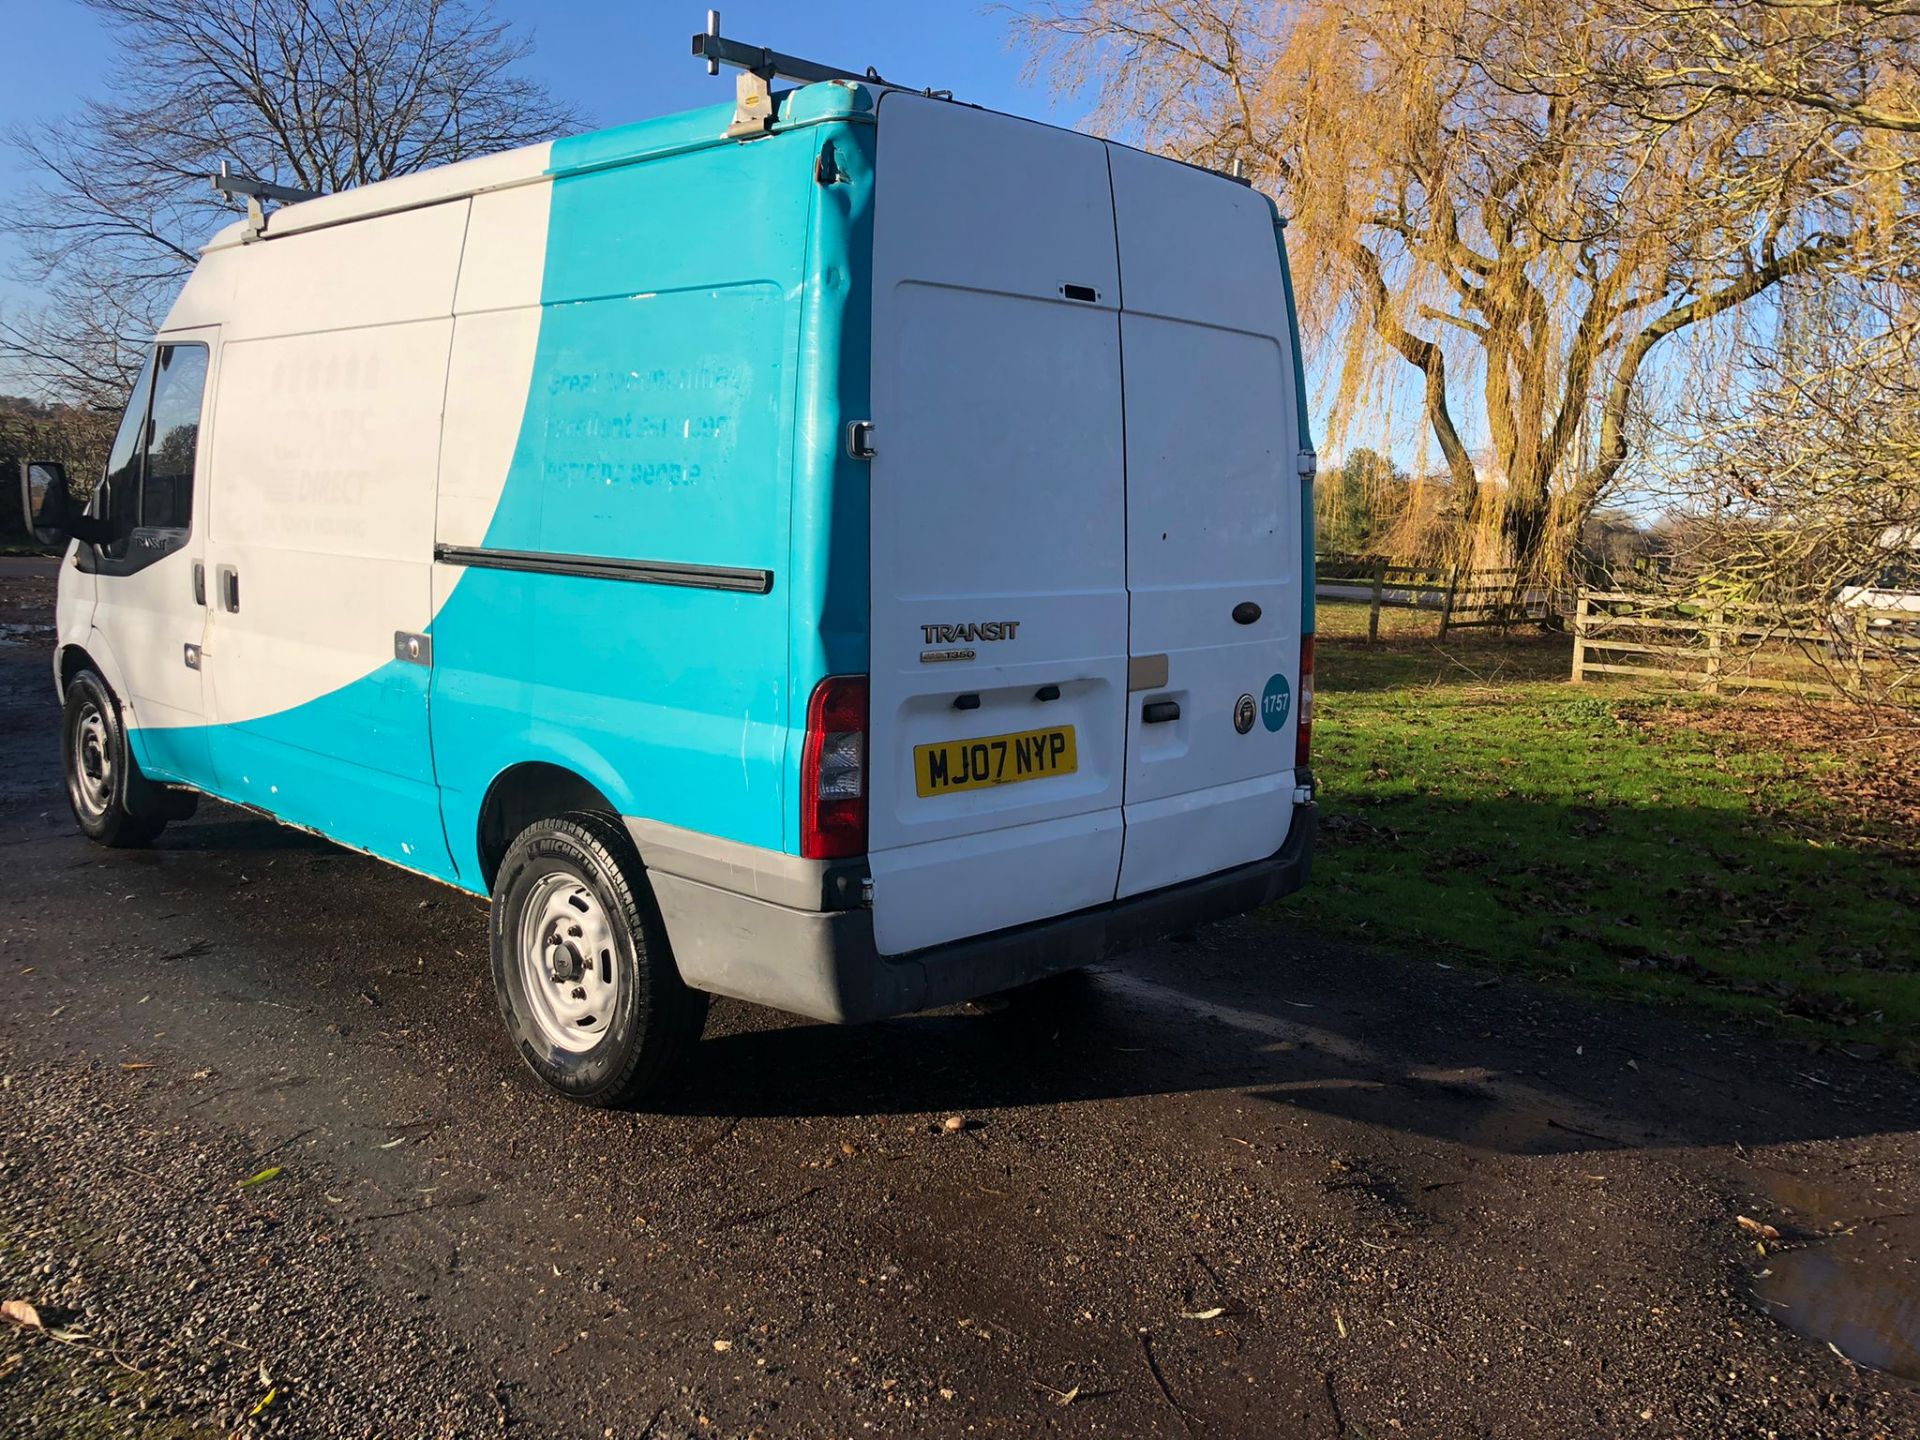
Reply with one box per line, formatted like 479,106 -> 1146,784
27,47 -> 1316,1105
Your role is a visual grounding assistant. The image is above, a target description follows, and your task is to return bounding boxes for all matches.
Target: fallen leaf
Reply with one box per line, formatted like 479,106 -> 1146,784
1736,1215 -> 1780,1241
248,1387 -> 277,1418
1181,1307 -> 1226,1321
121,1062 -> 154,1072
377,1138 -> 407,1150
1055,1384 -> 1081,1407
712,1339 -> 732,1352
941,1116 -> 966,1134
238,1166 -> 282,1189
2,1300 -> 44,1329
1333,1306 -> 1348,1339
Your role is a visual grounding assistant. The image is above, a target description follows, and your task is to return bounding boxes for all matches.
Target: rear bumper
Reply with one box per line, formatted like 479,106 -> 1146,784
642,804 -> 1315,1024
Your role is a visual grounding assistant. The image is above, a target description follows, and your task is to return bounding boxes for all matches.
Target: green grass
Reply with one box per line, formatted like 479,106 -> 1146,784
1278,600 -> 1920,1064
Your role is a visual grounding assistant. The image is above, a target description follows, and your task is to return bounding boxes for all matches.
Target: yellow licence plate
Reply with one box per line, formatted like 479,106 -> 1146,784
915,726 -> 1078,797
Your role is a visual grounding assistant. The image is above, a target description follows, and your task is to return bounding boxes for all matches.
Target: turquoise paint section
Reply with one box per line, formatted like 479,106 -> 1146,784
429,89 -> 877,887
123,84 -> 877,895
1272,214 -> 1317,634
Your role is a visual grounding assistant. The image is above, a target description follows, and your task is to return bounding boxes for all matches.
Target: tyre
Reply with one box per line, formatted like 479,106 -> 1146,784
61,670 -> 171,848
489,812 -> 708,1106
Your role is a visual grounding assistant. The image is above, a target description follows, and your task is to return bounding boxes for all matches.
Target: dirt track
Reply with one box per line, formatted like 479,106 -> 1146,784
1,611 -> 1916,1438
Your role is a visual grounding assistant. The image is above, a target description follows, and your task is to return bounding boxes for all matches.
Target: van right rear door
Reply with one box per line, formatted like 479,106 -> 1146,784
865,94 -> 1129,957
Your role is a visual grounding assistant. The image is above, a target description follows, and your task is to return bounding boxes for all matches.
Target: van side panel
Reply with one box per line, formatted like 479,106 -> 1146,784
429,122 -> 836,883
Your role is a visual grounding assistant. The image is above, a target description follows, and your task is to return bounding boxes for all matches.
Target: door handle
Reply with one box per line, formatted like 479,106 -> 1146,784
1142,700 -> 1180,724
1232,601 -> 1262,625
217,565 -> 239,613
192,561 -> 206,607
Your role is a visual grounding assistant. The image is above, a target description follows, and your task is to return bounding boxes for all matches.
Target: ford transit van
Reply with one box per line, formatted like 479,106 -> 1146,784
31,70 -> 1316,1104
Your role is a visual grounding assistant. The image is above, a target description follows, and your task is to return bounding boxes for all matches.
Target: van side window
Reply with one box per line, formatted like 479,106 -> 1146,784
141,343 -> 209,530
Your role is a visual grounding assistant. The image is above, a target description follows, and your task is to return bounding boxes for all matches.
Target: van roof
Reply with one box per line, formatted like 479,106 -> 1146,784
207,80 -> 878,250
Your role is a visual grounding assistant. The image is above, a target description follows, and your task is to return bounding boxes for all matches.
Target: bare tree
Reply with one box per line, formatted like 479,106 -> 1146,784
2,0 -> 580,408
1012,0 -> 1890,578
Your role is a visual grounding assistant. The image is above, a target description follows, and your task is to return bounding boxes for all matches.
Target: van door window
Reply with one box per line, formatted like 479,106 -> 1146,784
93,348 -> 158,559
82,341 -> 208,574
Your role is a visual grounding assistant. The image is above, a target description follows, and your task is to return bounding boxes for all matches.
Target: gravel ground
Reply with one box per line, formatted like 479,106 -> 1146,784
1,595 -> 1917,1439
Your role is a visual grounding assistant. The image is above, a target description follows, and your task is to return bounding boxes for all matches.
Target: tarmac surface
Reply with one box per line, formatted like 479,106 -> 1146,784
1,597 -> 1916,1438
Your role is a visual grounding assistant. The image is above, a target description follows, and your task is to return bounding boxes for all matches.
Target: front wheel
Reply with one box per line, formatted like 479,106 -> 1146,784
489,813 -> 708,1107
61,670 -> 171,848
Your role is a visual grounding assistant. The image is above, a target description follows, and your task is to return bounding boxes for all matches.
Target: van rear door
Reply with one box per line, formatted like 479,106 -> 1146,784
865,95 -> 1129,956
1105,145 -> 1303,898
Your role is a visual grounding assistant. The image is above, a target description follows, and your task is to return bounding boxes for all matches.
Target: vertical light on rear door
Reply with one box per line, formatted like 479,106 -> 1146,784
1107,145 -> 1303,899
865,94 -> 1130,956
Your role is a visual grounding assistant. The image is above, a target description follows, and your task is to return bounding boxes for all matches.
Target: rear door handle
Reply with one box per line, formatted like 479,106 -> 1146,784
217,565 -> 239,613
1142,700 -> 1180,724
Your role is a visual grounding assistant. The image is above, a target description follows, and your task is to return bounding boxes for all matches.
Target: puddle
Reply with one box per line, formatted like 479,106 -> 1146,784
0,621 -> 53,642
1745,1166 -> 1920,1380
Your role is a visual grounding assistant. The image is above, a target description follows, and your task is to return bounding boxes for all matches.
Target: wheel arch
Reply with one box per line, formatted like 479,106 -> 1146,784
475,761 -> 624,894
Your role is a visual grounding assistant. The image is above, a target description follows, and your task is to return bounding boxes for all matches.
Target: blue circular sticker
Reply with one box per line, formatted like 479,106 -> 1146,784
1260,673 -> 1291,732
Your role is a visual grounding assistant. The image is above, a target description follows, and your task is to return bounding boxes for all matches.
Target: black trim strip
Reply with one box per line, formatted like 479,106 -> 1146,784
433,544 -> 773,595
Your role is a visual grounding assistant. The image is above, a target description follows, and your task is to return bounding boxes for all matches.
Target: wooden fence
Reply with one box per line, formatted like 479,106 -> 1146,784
1570,588 -> 1919,696
1317,554 -> 1548,640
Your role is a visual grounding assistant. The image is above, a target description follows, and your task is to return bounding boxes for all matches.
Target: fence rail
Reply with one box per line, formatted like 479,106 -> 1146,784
1570,588 -> 1918,696
1316,554 -> 1548,639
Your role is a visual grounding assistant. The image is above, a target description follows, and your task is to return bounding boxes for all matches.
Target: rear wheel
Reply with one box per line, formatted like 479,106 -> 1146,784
61,670 -> 179,848
489,812 -> 708,1106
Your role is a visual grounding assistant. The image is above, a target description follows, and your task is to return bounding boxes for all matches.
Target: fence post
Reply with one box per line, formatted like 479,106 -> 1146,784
1705,604 -> 1725,695
1369,557 -> 1385,643
1571,590 -> 1590,683
1439,567 -> 1460,638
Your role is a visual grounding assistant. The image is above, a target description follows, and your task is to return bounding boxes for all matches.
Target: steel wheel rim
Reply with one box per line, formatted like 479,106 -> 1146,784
516,871 -> 621,1053
71,702 -> 113,820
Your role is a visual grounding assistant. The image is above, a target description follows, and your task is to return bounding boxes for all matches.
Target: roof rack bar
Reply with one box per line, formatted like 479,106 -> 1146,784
211,161 -> 323,241
693,9 -> 895,139
692,10 -> 882,87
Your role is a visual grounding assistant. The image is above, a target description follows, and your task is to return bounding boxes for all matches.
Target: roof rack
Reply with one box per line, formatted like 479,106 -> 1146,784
692,9 -> 900,139
211,161 -> 323,240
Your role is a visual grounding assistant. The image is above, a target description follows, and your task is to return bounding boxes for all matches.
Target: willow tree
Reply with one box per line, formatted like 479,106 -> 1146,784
1013,0 -> 1864,577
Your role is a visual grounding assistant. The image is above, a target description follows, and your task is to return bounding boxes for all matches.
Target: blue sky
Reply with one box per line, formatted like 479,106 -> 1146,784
0,1 -> 1065,319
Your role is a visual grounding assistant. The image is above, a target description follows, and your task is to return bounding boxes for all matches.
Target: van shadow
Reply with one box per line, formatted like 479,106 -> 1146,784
656,932 -> 1919,1155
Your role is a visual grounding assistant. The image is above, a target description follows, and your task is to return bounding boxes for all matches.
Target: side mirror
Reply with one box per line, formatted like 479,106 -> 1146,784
18,460 -> 73,547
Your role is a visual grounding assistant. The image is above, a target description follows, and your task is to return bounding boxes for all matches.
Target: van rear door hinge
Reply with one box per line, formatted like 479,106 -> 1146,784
846,421 -> 877,460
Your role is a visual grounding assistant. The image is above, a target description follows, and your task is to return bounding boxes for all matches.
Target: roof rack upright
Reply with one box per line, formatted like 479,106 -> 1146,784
692,9 -> 900,139
211,161 -> 323,241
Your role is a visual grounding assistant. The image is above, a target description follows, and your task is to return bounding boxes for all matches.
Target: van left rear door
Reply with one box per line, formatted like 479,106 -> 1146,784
865,94 -> 1130,956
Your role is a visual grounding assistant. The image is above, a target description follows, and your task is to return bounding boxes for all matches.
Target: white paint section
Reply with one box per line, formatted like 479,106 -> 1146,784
866,93 -> 1129,955
1106,143 -> 1301,898
225,200 -> 467,340
454,181 -> 553,314
436,306 -> 543,551
206,317 -> 453,720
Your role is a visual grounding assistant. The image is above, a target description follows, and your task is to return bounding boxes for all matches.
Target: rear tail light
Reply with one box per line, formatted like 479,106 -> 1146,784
1295,634 -> 1314,770
801,674 -> 869,859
